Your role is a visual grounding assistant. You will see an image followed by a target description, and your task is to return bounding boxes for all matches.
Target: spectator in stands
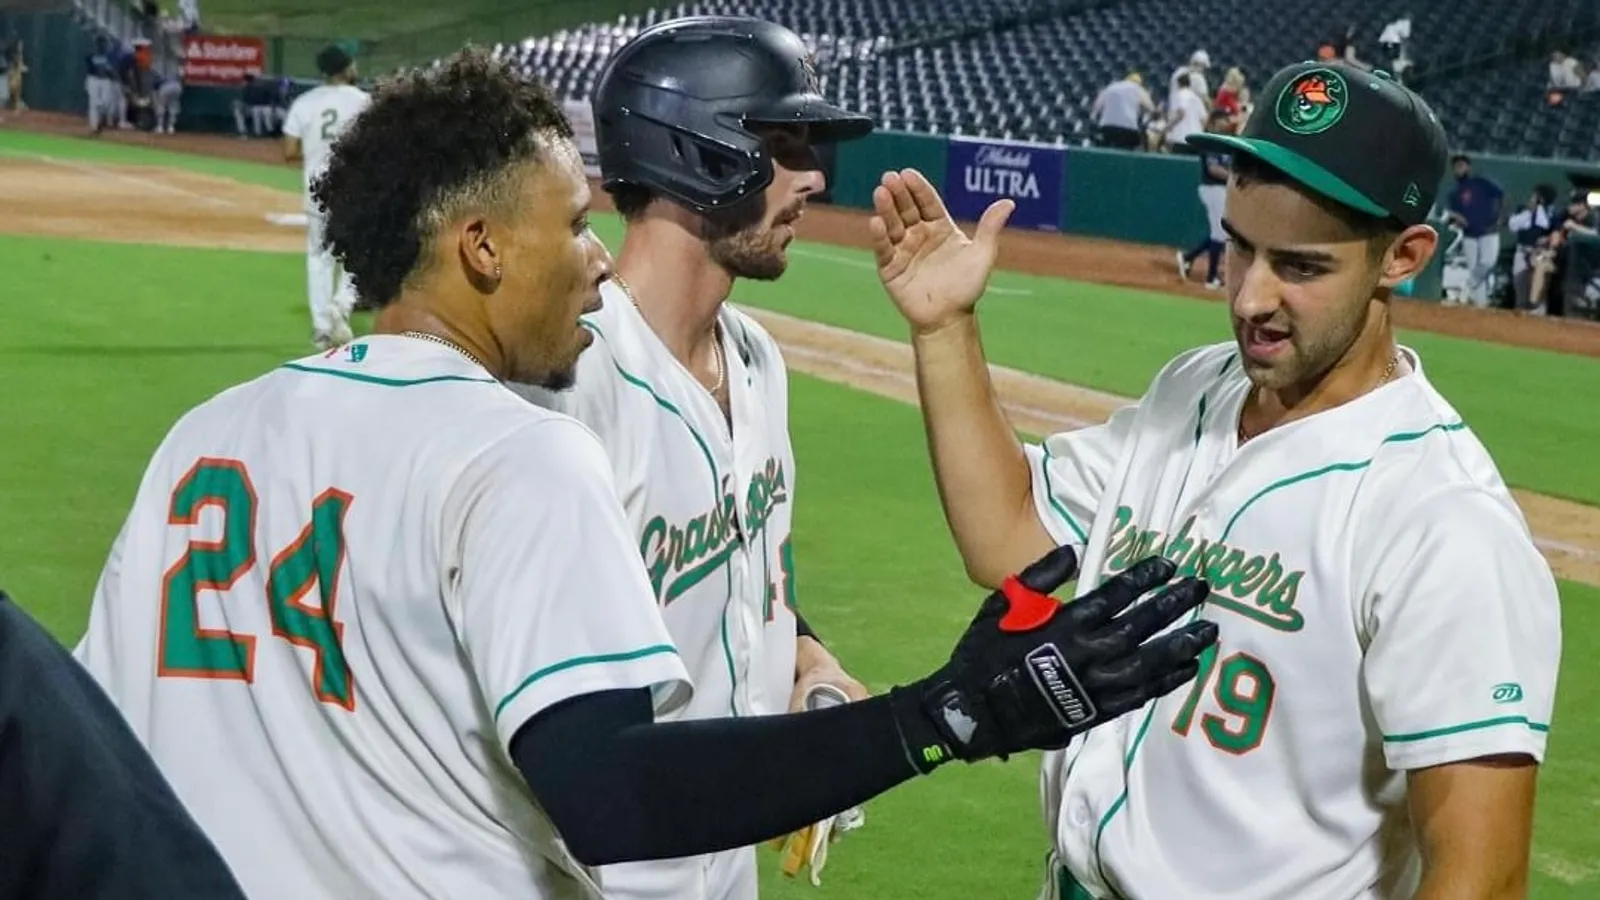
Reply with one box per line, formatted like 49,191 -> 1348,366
1318,25 -> 1372,71
1176,109 -> 1233,289
1091,72 -> 1153,150
1378,17 -> 1413,82
1548,51 -> 1583,91
1212,67 -> 1249,133
1509,184 -> 1558,314
1160,72 -> 1206,154
1582,60 -> 1600,93
1168,50 -> 1210,118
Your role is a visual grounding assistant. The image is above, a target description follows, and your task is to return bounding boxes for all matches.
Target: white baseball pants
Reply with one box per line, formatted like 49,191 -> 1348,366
304,207 -> 357,336
1460,233 -> 1501,306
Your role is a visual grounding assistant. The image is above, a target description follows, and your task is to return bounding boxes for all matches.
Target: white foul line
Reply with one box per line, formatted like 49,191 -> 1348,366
0,147 -> 238,209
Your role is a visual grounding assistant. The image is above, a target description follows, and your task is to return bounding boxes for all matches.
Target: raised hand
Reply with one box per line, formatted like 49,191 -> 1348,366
868,168 -> 1016,335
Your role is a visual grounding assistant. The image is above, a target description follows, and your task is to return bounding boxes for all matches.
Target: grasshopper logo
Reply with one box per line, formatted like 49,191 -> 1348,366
639,457 -> 789,605
1491,683 -> 1524,704
1276,68 -> 1348,135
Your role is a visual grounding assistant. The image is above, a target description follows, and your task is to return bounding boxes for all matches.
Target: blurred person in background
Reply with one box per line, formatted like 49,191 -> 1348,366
1508,184 -> 1557,314
1534,189 -> 1600,317
1175,109 -> 1232,289
4,39 -> 23,113
1444,154 -> 1504,307
153,71 -> 183,134
1168,50 -> 1210,118
1092,71 -> 1153,150
1160,73 -> 1205,154
1212,67 -> 1250,133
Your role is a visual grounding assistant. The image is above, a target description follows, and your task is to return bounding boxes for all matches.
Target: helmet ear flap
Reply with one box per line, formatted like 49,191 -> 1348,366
598,107 -> 772,213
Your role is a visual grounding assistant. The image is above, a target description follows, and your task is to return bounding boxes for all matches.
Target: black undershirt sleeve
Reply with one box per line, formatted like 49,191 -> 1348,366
510,687 -> 921,867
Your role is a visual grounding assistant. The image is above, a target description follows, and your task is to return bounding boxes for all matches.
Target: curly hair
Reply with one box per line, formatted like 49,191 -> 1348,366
313,47 -> 574,308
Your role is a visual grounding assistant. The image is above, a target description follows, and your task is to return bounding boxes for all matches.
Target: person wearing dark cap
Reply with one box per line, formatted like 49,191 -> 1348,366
869,58 -> 1558,899
1444,153 -> 1506,307
283,43 -> 370,351
0,590 -> 249,900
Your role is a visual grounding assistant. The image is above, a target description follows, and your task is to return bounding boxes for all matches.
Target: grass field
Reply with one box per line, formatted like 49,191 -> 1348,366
4,128 -> 1600,897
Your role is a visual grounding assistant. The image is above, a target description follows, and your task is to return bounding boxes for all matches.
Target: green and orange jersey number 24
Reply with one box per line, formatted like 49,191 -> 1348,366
159,457 -> 357,711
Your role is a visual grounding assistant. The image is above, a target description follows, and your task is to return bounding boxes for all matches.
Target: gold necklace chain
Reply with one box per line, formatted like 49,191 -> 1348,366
1238,351 -> 1401,443
612,276 -> 725,395
399,330 -> 486,370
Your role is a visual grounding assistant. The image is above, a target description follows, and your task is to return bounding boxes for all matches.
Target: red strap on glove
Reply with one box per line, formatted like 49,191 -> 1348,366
997,575 -> 1061,633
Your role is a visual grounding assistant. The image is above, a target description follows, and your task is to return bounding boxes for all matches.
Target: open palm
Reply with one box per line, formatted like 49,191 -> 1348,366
868,168 -> 1015,334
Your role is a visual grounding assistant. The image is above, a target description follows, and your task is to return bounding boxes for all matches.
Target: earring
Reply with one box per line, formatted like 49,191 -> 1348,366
494,263 -> 503,281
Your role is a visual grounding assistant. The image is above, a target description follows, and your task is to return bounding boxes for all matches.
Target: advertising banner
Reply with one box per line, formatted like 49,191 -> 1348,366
180,35 -> 265,86
943,136 -> 1065,231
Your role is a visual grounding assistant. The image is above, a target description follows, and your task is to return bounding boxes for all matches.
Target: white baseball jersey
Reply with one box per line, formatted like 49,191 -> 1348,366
1027,342 -> 1560,900
282,83 -> 370,207
74,335 -> 691,900
512,286 -> 799,899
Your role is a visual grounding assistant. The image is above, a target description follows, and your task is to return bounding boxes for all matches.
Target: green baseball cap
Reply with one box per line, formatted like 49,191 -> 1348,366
1187,60 -> 1449,228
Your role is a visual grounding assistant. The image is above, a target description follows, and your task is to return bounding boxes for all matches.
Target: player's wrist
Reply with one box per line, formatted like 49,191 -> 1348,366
886,682 -> 957,775
907,310 -> 978,345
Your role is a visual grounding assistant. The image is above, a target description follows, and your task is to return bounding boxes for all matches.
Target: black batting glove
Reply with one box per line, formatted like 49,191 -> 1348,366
889,546 -> 1218,773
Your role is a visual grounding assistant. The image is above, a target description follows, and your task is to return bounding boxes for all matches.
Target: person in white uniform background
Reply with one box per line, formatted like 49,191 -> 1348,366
517,16 -> 879,897
867,58 -> 1560,900
71,47 -> 1220,900
283,44 -> 371,351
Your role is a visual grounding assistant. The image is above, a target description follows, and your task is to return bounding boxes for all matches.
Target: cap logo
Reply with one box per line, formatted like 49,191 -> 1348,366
1403,183 -> 1422,207
1275,68 -> 1348,135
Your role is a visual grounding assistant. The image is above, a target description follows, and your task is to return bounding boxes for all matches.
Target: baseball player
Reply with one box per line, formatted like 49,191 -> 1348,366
283,44 -> 370,351
152,71 -> 183,134
869,59 -> 1561,899
513,16 -> 875,898
83,36 -> 117,134
72,48 -> 1218,900
1176,109 -> 1233,289
1444,154 -> 1506,307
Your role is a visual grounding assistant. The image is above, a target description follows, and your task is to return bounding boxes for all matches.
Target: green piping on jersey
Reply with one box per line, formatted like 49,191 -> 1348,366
1091,417 -> 1468,883
1384,714 -> 1549,743
493,644 -> 679,722
1219,421 -> 1468,541
1040,443 -> 1090,544
279,362 -> 498,387
583,321 -> 742,717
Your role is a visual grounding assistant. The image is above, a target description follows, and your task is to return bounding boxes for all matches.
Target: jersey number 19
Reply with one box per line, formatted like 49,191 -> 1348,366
158,457 -> 357,710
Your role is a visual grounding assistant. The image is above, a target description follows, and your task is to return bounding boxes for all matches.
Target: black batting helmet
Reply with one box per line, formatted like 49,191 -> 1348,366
591,16 -> 874,213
